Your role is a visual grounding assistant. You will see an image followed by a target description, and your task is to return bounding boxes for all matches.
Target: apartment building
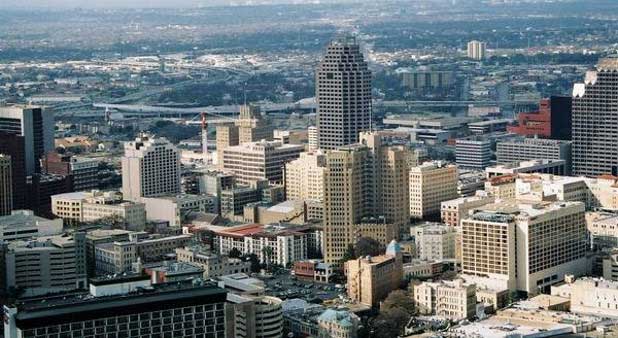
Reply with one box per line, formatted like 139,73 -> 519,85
413,279 -> 477,320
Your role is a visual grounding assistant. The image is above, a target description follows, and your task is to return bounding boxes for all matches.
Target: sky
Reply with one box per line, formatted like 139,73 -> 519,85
1,0 -> 356,9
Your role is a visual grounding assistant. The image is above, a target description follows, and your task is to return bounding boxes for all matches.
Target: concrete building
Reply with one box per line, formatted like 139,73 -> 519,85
51,190 -> 146,229
484,174 -> 517,200
4,279 -> 228,338
308,126 -> 318,151
412,223 -> 457,261
413,279 -> 477,320
586,212 -> 618,250
26,173 -> 72,218
222,140 -> 304,185
456,138 -> 493,170
467,40 -> 486,60
243,200 -> 307,225
316,37 -> 371,150
0,210 -> 63,242
216,122 -> 240,168
142,194 -> 217,227
43,152 -> 100,191
409,161 -> 458,220
462,201 -> 588,295
514,174 -> 588,205
94,234 -> 193,274
401,68 -> 455,91
144,261 -> 204,284
441,194 -> 494,227
0,154 -> 12,215
496,138 -> 572,174
121,135 -> 181,201
221,185 -> 263,217
346,240 -> 403,307
213,223 -> 322,266
225,294 -> 283,338
5,232 -> 87,296
572,57 -> 618,176
236,104 -> 273,144
284,151 -> 326,213
486,159 -> 567,178
551,276 -> 618,318
176,245 -> 251,278
0,105 -> 54,175
323,136 -> 409,263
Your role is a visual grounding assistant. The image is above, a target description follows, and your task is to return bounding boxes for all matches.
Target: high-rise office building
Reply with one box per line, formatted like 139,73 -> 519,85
0,154 -> 12,215
42,152 -> 100,191
216,122 -> 239,169
461,201 -> 588,295
323,132 -> 410,263
0,132 -> 26,209
285,151 -> 326,220
221,140 -> 303,186
316,37 -> 372,150
236,104 -> 273,144
467,40 -> 486,60
409,161 -> 459,220
122,135 -> 181,201
572,57 -> 618,176
456,138 -> 493,170
0,105 -> 54,175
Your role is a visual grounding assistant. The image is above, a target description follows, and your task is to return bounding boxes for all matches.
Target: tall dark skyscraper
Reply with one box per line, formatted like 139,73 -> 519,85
316,37 -> 372,150
572,57 -> 618,177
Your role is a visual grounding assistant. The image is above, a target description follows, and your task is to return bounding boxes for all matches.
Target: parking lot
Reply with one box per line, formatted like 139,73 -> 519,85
259,270 -> 346,303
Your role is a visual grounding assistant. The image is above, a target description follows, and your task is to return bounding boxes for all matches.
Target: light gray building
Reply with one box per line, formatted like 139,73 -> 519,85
5,232 -> 87,297
316,37 -> 372,150
496,138 -> 572,174
456,138 -> 492,170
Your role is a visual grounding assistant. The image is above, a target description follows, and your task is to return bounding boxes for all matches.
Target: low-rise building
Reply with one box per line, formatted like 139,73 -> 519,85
175,245 -> 251,278
143,261 -> 205,284
441,194 -> 494,227
413,279 -> 477,320
225,294 -> 284,338
5,232 -> 87,296
0,210 -> 63,242
346,240 -> 403,307
411,223 -> 457,260
51,190 -> 146,229
142,194 -> 218,227
317,309 -> 360,338
551,276 -> 618,318
486,159 -> 567,178
293,260 -> 334,283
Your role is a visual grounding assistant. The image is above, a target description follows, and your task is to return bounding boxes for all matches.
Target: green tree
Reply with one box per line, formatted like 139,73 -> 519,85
262,246 -> 274,270
381,290 -> 415,315
228,248 -> 242,259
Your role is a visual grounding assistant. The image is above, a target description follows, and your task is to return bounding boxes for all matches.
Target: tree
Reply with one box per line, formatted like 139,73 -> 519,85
242,254 -> 261,273
381,290 -> 415,315
262,246 -> 274,269
228,248 -> 242,259
370,307 -> 410,338
355,237 -> 384,258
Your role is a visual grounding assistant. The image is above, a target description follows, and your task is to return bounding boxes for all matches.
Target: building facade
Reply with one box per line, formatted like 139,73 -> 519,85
413,279 -> 477,320
0,154 -> 12,215
409,161 -> 459,220
496,138 -> 572,174
122,135 -> 181,201
316,37 -> 372,150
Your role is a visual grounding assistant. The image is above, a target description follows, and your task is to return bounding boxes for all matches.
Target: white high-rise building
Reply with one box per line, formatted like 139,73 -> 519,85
308,126 -> 318,152
467,40 -> 486,61
121,135 -> 181,201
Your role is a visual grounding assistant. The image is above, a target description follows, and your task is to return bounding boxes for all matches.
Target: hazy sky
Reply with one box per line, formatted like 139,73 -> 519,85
1,0 -> 350,9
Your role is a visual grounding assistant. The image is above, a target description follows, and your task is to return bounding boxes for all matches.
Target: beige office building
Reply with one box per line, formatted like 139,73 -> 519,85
467,40 -> 486,60
323,132 -> 410,263
462,201 -> 588,295
237,104 -> 273,144
0,155 -> 12,216
216,122 -> 239,168
51,190 -> 146,230
411,223 -> 457,261
484,174 -> 517,200
346,240 -> 403,307
552,276 -> 618,318
222,140 -> 303,185
175,246 -> 250,278
284,151 -> 326,220
409,161 -> 458,219
121,135 -> 181,201
441,194 -> 494,227
413,279 -> 476,320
